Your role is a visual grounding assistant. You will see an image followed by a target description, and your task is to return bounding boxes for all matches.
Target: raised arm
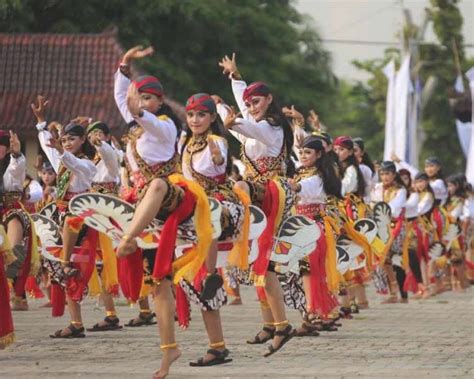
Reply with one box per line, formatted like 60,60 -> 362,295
3,132 -> 26,191
115,45 -> 155,124
387,187 -> 407,218
61,151 -> 97,183
89,134 -> 120,178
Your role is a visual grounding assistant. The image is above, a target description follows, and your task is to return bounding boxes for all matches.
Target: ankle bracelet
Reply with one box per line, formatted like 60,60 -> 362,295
209,341 -> 225,349
160,342 -> 178,350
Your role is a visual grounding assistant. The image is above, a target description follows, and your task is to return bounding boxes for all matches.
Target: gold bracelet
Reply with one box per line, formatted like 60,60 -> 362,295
121,234 -> 134,242
160,342 -> 178,350
209,341 -> 225,349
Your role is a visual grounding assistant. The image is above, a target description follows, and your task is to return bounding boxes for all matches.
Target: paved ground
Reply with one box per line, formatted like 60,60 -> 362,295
1,285 -> 473,378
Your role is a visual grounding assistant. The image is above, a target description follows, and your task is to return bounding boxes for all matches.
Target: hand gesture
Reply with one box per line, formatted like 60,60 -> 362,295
218,53 -> 238,76
307,110 -> 320,131
282,105 -> 304,125
127,84 -> 142,117
211,94 -> 224,105
208,136 -> 224,165
287,178 -> 299,192
122,45 -> 154,65
46,135 -> 64,154
9,131 -> 21,157
34,154 -> 43,171
30,95 -> 49,124
71,116 -> 91,127
390,152 -> 400,163
223,106 -> 241,130
48,121 -> 62,139
89,132 -> 103,147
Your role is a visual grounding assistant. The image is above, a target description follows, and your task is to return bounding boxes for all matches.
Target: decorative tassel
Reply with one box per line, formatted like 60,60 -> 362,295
175,284 -> 190,328
227,187 -> 251,269
0,252 -> 15,347
51,283 -> 65,317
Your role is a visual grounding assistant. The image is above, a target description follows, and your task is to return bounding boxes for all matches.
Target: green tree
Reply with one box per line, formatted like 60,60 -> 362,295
0,0 -> 337,119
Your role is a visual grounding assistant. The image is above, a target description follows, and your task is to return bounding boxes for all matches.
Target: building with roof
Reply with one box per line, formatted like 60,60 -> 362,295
0,29 -> 184,176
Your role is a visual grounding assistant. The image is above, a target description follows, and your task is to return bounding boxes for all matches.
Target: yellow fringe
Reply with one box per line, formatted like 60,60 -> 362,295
98,232 -> 119,293
401,223 -> 411,270
274,179 -> 287,233
0,226 -> 14,266
169,174 -> 212,285
227,187 -> 251,270
139,282 -> 152,298
0,332 -> 15,347
22,207 -> 40,277
88,266 -> 102,297
371,237 -> 385,259
323,216 -> 339,293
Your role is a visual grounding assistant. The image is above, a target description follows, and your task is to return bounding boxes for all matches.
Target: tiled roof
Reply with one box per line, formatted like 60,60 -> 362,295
0,31 -> 184,134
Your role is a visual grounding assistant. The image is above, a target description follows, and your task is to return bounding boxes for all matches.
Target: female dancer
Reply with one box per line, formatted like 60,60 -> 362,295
333,136 -> 370,312
353,137 -> 375,203
445,174 -> 468,290
115,56 -> 216,378
217,53 -> 295,356
84,121 -> 123,331
288,136 -> 341,335
114,45 -> 182,327
371,162 -> 408,303
180,92 -> 250,366
0,130 -> 38,311
32,96 -> 97,338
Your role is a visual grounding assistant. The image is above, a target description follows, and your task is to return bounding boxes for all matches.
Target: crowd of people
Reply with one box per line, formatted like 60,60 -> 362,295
0,46 -> 473,379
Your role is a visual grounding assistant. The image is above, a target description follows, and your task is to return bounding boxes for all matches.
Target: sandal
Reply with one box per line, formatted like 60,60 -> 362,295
189,349 -> 232,367
50,324 -> 85,339
294,322 -> 320,337
263,324 -> 295,357
339,307 -> 353,319
350,303 -> 359,314
200,273 -> 224,301
87,316 -> 123,332
320,321 -> 338,332
125,312 -> 157,327
246,325 -> 275,344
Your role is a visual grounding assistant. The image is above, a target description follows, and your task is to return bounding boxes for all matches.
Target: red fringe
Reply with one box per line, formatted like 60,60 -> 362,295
25,276 -> 44,299
0,253 -> 14,340
253,181 -> 279,286
118,249 -> 143,303
66,228 -> 98,302
465,259 -> 474,270
13,231 -> 33,298
308,227 -> 338,318
51,283 -> 65,317
175,284 -> 190,328
152,184 -> 195,282
432,208 -> 443,241
403,271 -> 418,293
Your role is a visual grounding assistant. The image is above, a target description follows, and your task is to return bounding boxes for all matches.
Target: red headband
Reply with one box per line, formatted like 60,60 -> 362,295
185,93 -> 216,113
243,81 -> 270,102
334,136 -> 354,150
133,76 -> 163,97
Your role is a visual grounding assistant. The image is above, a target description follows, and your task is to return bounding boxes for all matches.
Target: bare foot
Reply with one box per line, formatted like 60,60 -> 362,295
229,297 -> 242,305
11,299 -> 28,311
117,237 -> 138,258
153,348 -> 181,379
40,301 -> 52,308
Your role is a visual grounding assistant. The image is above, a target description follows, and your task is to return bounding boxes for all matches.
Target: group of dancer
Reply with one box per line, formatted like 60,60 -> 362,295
1,45 -> 473,379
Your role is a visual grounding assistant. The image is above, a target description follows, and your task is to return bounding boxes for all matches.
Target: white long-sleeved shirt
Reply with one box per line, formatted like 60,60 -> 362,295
405,192 -> 419,219
371,182 -> 407,218
2,154 -> 26,192
93,141 -> 120,184
114,69 -> 177,173
360,163 -> 374,203
218,80 -> 285,162
297,174 -> 326,205
181,136 -> 228,181
341,165 -> 358,196
396,160 -> 448,205
417,192 -> 434,216
27,179 -> 43,203
36,124 -> 96,193
461,196 -> 474,221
